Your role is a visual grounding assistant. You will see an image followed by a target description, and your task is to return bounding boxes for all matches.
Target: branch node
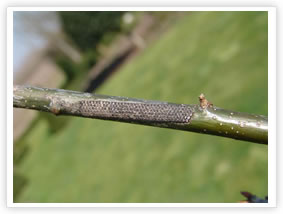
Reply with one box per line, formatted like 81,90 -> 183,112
49,98 -> 61,115
199,93 -> 213,109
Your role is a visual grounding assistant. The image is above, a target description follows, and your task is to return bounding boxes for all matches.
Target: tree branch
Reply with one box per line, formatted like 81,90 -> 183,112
13,85 -> 268,145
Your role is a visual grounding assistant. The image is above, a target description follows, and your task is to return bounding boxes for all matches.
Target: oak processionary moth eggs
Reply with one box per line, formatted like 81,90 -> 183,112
78,100 -> 193,123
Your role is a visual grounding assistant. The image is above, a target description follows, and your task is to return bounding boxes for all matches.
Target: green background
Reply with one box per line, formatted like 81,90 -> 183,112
15,11 -> 268,203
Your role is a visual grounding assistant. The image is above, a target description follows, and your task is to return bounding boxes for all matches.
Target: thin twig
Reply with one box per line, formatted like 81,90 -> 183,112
13,85 -> 268,144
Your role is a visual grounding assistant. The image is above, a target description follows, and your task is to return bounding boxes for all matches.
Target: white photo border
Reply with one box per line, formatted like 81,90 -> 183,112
7,7 -> 276,207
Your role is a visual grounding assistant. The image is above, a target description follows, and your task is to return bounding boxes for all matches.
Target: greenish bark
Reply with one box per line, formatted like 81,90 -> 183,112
13,85 -> 268,145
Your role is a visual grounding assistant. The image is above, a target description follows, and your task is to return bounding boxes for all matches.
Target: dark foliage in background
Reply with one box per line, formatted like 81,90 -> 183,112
58,11 -> 125,52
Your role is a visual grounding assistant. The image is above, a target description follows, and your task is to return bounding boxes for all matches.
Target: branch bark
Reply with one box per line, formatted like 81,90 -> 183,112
13,85 -> 268,145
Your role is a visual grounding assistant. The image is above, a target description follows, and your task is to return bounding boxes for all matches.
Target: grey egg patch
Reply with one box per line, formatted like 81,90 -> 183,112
78,100 -> 193,123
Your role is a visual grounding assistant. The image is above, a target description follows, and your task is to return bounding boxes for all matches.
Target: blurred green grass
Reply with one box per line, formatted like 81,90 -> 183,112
15,11 -> 268,203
